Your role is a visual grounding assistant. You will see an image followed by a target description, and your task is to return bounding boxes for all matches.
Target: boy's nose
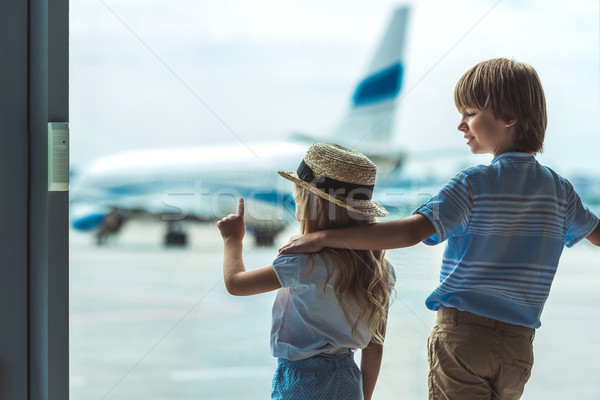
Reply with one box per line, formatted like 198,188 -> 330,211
457,121 -> 467,131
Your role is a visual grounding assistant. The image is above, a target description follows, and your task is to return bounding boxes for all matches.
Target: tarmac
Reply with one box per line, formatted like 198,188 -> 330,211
70,221 -> 600,399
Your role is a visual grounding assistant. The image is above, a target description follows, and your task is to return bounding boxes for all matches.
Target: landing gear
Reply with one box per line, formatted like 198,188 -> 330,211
164,221 -> 188,247
96,211 -> 124,245
254,231 -> 275,246
248,225 -> 285,247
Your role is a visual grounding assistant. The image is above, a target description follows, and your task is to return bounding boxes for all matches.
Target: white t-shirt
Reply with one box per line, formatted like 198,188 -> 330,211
270,252 -> 394,361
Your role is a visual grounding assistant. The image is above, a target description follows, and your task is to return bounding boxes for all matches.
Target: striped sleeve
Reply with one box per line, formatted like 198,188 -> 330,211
564,181 -> 599,247
414,170 -> 473,244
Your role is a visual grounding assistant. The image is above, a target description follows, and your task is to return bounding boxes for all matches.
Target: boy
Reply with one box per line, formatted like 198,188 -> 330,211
278,58 -> 600,399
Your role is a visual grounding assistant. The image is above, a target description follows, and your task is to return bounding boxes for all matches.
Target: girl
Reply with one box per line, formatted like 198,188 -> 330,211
217,143 -> 395,400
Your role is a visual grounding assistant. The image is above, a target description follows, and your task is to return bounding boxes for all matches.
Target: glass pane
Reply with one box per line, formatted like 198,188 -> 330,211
70,1 -> 600,399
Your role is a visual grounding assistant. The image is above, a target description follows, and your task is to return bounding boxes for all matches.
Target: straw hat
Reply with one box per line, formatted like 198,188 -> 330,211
278,143 -> 388,217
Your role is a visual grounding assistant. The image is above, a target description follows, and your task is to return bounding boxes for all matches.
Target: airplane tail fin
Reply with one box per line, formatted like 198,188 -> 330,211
335,6 -> 409,149
292,6 -> 411,171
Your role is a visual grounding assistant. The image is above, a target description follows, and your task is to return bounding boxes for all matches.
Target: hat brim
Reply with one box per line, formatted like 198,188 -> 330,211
278,171 -> 389,218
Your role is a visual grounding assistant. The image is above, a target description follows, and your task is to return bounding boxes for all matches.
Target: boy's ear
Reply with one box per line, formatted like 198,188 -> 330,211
504,119 -> 517,128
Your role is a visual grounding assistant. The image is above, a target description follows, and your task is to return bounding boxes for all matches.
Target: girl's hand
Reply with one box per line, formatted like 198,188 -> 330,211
217,198 -> 246,241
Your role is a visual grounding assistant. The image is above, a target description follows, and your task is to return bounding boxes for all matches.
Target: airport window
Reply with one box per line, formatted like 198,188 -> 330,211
70,2 -> 600,399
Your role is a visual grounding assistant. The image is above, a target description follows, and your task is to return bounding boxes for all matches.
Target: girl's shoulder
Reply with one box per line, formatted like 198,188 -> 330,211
273,252 -> 327,270
272,253 -> 327,288
273,252 -> 310,266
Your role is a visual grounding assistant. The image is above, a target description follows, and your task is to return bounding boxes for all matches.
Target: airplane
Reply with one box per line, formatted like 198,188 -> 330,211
70,6 -> 414,246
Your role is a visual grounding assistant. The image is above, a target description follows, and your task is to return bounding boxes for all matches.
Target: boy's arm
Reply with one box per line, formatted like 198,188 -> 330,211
361,339 -> 383,400
218,198 -> 282,296
586,219 -> 600,246
279,213 -> 435,254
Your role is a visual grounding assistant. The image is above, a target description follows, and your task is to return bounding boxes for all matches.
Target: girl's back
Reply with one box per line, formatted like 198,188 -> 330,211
217,142 -> 394,400
271,252 -> 382,361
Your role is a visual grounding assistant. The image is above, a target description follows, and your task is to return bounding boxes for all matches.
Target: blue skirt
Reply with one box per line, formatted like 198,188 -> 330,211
271,353 -> 363,400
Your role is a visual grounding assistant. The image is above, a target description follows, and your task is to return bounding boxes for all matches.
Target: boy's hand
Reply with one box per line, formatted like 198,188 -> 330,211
278,232 -> 323,255
217,198 -> 246,241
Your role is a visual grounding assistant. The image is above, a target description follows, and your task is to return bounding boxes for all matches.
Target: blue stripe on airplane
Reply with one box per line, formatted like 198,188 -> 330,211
73,182 -> 297,229
101,182 -> 296,207
73,213 -> 106,231
352,63 -> 403,106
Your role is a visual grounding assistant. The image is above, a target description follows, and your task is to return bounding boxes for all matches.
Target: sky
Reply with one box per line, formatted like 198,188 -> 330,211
70,0 -> 600,178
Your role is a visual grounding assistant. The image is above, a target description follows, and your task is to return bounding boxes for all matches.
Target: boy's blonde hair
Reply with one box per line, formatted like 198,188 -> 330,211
454,58 -> 547,154
295,185 -> 394,345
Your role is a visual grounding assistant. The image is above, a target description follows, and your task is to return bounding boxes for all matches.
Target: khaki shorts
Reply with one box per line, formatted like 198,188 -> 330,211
428,308 -> 535,400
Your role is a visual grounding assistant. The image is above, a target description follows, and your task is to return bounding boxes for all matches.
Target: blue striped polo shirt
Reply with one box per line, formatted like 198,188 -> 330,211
414,152 -> 598,328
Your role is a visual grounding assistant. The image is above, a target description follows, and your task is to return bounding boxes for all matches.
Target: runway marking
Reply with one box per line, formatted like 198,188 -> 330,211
70,284 -> 219,307
70,308 -> 193,324
170,366 -> 273,381
70,375 -> 88,387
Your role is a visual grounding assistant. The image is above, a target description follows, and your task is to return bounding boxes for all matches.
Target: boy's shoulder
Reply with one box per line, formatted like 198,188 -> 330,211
452,156 -> 576,196
457,154 -> 563,180
451,163 -> 492,183
460,163 -> 488,176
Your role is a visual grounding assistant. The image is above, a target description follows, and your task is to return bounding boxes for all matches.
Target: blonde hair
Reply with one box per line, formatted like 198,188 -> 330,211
454,58 -> 547,154
294,185 -> 394,345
